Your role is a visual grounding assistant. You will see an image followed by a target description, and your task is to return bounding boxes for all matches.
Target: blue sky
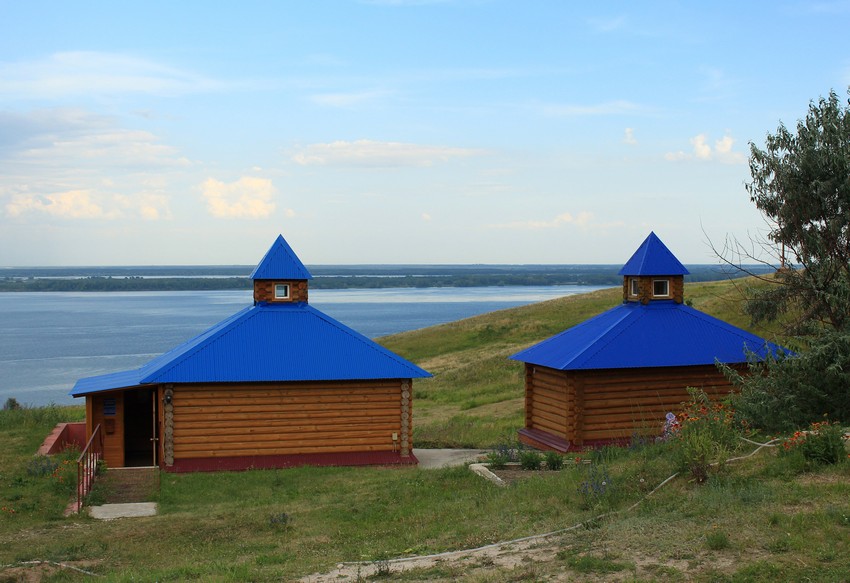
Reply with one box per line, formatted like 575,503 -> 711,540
1,1 -> 849,266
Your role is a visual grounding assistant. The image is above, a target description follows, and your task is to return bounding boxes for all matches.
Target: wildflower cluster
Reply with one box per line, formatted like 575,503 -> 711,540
1,505 -> 16,515
49,458 -> 77,494
677,399 -> 740,436
577,464 -> 613,509
52,459 -> 75,484
781,419 -> 848,465
656,412 -> 681,442
667,389 -> 743,483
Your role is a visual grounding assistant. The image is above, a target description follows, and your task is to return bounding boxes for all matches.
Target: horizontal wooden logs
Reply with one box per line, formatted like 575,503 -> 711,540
171,381 -> 407,460
174,402 -> 399,416
524,364 -> 740,444
530,385 -> 568,406
530,415 -> 566,434
530,398 -> 568,419
176,424 -> 398,439
174,415 -> 400,432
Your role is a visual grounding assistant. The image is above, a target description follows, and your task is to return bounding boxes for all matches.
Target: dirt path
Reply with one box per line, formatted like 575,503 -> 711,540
299,533 -> 565,582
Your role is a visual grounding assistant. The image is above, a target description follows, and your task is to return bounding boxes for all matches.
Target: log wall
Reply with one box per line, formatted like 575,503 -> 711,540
525,364 -> 571,440
525,364 -> 737,446
168,380 -> 410,461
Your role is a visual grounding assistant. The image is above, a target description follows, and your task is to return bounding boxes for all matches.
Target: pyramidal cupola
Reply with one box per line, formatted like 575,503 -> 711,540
250,234 -> 313,305
618,231 -> 689,304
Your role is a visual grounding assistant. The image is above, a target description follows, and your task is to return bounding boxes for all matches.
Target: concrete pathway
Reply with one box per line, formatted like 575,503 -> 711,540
89,502 -> 157,520
414,448 -> 487,469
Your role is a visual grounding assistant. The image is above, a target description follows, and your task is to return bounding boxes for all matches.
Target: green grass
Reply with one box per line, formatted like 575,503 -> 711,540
1,407 -> 849,580
3,278 -> 823,582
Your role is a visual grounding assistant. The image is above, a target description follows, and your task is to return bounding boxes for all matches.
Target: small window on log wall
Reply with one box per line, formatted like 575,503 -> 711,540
274,284 -> 290,300
629,278 -> 639,296
652,279 -> 669,297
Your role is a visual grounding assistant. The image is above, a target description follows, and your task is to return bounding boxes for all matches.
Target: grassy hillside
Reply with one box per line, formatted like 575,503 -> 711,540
3,280 -> 848,583
380,277 -> 787,448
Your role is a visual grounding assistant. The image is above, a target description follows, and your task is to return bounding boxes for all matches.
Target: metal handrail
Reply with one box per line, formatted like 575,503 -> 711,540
76,424 -> 103,514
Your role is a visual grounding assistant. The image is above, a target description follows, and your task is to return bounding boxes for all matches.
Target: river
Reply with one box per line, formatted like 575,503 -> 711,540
0,285 -> 607,407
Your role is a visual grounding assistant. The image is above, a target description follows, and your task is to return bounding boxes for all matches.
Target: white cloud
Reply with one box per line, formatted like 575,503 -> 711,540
5,190 -> 112,219
665,133 -> 746,164
623,127 -> 637,145
130,194 -> 172,221
292,140 -> 482,167
489,211 -> 595,230
4,189 -> 173,221
691,134 -> 712,160
0,109 -> 185,222
201,177 -> 276,218
0,51 -> 222,99
421,212 -> 432,221
0,109 -> 190,168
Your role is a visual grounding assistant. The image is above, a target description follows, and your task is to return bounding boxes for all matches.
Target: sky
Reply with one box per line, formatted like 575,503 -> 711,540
1,1 -> 849,266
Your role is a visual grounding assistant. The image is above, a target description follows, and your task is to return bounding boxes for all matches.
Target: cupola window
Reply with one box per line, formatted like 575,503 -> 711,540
274,284 -> 290,300
629,278 -> 639,297
652,279 -> 670,298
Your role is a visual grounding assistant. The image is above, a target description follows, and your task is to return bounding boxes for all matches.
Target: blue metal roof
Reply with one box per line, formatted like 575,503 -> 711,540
618,232 -> 689,276
249,234 -> 312,280
510,300 -> 788,371
71,302 -> 430,397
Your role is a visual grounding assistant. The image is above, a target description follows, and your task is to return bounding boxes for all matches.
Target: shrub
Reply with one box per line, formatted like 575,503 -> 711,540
485,450 -> 509,470
782,419 -> 847,465
519,450 -> 543,470
670,388 -> 742,483
544,451 -> 563,471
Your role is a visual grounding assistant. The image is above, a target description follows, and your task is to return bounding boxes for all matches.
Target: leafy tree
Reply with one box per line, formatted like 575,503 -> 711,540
3,397 -> 22,410
743,88 -> 850,334
724,89 -> 850,431
724,328 -> 850,433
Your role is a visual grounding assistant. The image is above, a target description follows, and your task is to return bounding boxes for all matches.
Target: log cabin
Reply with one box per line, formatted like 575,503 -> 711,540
70,235 -> 430,472
510,232 -> 787,452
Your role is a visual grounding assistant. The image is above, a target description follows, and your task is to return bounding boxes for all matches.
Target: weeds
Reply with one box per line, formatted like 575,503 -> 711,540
485,450 -> 509,469
577,464 -> 613,510
544,451 -> 563,470
269,512 -> 291,530
705,528 -> 730,550
26,455 -> 60,477
519,450 -> 542,470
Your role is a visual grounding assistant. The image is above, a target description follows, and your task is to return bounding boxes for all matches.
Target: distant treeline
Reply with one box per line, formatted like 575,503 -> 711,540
0,264 -> 769,292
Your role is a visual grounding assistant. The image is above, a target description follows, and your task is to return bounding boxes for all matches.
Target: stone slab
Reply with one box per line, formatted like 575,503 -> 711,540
88,502 -> 158,520
413,448 -> 486,469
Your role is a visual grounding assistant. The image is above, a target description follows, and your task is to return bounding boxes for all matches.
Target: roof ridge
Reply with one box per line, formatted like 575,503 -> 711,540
568,303 -> 643,368
140,305 -> 258,383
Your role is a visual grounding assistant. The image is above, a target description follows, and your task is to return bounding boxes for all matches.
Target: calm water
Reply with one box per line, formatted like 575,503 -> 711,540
0,285 -> 606,407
